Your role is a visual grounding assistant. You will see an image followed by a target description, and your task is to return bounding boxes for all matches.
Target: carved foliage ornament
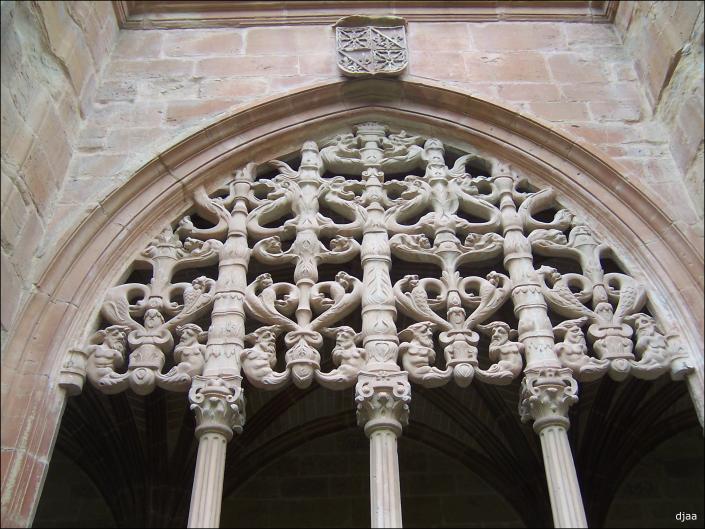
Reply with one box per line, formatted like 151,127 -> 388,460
334,16 -> 408,77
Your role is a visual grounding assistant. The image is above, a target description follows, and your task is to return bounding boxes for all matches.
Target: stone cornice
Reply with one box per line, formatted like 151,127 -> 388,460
113,1 -> 618,29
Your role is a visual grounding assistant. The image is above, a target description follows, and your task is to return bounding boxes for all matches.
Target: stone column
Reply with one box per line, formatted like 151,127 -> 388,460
495,167 -> 588,528
188,376 -> 245,528
187,173 -> 251,528
355,123 -> 410,528
356,373 -> 410,528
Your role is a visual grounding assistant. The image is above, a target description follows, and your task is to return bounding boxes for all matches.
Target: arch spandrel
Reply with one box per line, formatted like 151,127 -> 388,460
2,79 -> 703,528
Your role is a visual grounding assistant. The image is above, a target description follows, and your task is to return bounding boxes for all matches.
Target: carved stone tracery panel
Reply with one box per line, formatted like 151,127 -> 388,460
60,121 -> 694,418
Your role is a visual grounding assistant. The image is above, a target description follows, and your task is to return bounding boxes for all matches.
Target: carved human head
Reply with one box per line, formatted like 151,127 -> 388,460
103,325 -> 129,351
177,324 -> 204,344
144,309 -> 165,329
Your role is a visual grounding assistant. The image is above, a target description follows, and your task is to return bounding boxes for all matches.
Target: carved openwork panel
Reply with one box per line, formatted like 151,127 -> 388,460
60,121 -> 693,429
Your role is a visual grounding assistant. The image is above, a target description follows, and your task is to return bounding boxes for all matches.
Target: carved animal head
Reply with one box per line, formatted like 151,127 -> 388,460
403,274 -> 420,289
330,235 -> 351,252
255,273 -> 274,289
183,238 -> 203,252
191,276 -> 209,292
537,265 -> 561,284
335,271 -> 355,289
486,271 -> 501,286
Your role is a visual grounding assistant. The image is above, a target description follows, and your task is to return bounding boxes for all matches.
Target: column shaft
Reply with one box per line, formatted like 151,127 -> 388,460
370,430 -> 403,528
188,432 -> 229,528
539,426 -> 588,528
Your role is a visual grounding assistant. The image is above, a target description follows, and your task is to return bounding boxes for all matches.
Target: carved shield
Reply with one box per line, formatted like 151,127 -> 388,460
335,25 -> 408,77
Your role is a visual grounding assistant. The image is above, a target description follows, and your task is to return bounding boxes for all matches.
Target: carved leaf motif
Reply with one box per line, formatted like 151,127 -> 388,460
101,289 -> 143,330
364,266 -> 394,305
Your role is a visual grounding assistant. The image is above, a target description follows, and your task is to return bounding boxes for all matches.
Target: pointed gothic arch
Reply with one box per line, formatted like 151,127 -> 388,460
2,78 -> 702,528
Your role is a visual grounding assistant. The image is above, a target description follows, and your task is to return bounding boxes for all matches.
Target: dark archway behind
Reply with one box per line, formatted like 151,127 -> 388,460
34,371 -> 701,528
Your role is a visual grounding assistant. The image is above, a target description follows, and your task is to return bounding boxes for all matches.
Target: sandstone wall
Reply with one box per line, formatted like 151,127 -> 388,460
615,1 -> 704,220
3,3 -> 704,352
1,1 -> 118,344
3,3 -> 703,353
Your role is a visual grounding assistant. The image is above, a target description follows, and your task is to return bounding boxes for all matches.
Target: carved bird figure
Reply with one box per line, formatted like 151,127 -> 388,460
536,266 -> 595,320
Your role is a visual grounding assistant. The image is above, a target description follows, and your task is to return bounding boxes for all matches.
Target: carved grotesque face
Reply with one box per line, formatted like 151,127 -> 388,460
261,330 -> 277,350
415,235 -> 431,249
144,309 -> 164,330
335,272 -> 352,289
635,315 -> 655,333
421,324 -> 434,343
486,271 -> 499,286
259,274 -> 273,288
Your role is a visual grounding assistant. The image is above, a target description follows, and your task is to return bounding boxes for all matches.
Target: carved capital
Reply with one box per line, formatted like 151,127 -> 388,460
355,371 -> 411,437
189,375 -> 246,440
519,367 -> 578,432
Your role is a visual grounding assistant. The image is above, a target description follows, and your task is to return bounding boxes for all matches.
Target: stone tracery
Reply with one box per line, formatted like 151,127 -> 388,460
59,122 -> 694,529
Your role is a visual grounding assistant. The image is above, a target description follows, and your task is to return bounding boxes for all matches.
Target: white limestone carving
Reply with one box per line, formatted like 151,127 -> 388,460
240,325 -> 287,389
529,216 -> 689,383
160,324 -> 208,390
475,322 -> 525,384
84,325 -> 131,394
316,326 -> 367,389
398,321 -> 451,387
245,140 -> 365,389
58,348 -> 90,396
387,138 -> 511,388
553,318 -> 609,382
